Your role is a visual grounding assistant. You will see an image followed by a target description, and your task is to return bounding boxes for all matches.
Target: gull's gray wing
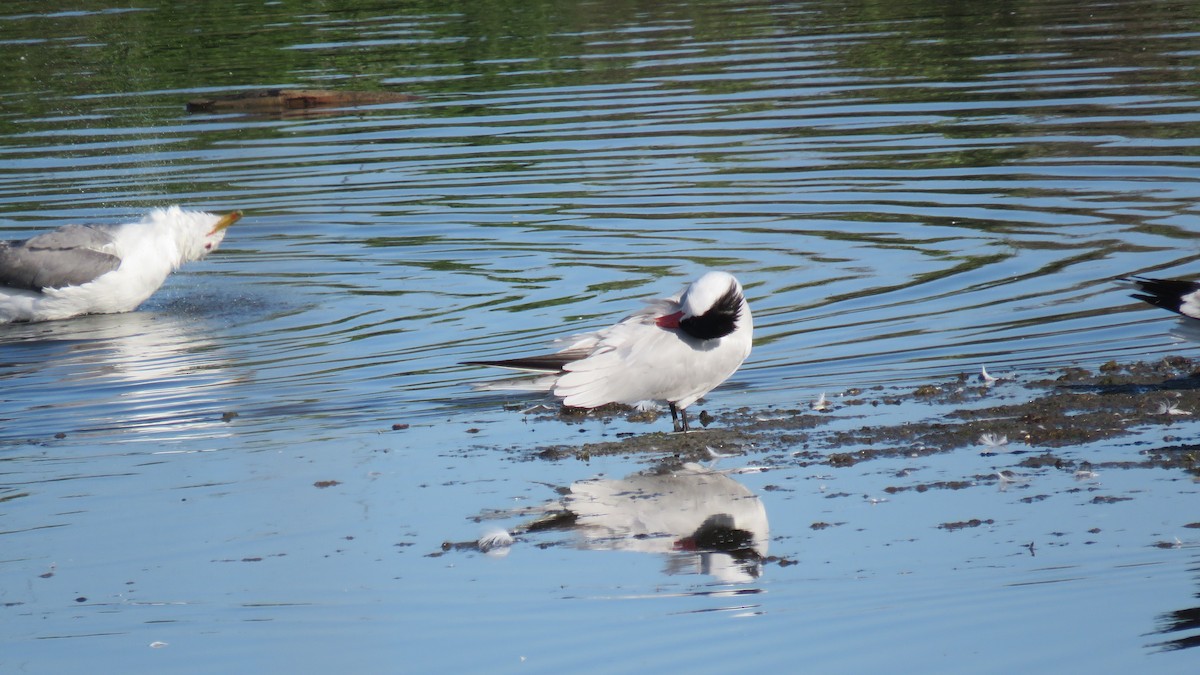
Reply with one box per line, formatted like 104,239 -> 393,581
0,224 -> 122,292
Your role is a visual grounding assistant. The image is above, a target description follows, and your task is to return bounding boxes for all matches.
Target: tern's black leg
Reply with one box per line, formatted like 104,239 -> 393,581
669,402 -> 689,433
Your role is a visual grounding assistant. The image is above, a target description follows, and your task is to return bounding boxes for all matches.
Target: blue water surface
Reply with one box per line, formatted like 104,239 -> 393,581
2,0 -> 1199,672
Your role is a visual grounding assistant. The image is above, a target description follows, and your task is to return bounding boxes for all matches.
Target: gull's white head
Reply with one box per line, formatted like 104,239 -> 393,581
149,206 -> 241,264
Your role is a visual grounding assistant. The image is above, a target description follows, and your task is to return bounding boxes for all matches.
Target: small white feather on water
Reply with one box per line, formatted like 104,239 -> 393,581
811,392 -> 831,411
478,529 -> 514,555
979,433 -> 1008,448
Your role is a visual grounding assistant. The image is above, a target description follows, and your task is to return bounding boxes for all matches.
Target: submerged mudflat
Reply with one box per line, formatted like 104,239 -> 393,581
525,357 -> 1200,483
441,356 -> 1199,644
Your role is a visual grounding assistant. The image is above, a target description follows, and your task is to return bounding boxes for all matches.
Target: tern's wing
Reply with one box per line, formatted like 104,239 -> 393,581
548,293 -> 694,407
552,314 -> 686,408
464,289 -> 683,390
462,352 -> 580,373
462,337 -> 598,373
0,225 -> 122,292
463,323 -> 616,374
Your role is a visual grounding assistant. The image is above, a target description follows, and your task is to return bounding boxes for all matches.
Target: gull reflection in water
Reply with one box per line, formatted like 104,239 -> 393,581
0,309 -> 239,441
463,462 -> 770,584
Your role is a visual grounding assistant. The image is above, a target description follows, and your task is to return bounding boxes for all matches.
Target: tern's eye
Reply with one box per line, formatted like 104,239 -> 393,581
205,242 -> 213,250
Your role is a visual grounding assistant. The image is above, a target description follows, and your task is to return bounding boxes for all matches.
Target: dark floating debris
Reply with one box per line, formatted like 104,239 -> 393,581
186,89 -> 419,114
939,518 -> 995,531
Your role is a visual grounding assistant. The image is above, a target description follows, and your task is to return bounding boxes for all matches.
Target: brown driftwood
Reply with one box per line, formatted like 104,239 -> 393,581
186,89 -> 418,113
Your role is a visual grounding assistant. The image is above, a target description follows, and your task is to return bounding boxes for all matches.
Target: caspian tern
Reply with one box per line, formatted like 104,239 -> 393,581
0,206 -> 240,323
1124,276 -> 1200,319
465,270 -> 753,432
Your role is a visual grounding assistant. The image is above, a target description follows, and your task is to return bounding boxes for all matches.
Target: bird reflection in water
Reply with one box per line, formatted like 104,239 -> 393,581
452,461 -> 769,584
0,308 -> 240,441
1148,552 -> 1200,652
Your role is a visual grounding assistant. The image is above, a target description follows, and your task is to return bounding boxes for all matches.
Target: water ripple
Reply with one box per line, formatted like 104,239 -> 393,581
1,0 -> 1200,440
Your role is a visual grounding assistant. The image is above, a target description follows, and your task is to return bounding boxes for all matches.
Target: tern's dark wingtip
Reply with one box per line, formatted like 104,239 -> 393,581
461,355 -> 574,373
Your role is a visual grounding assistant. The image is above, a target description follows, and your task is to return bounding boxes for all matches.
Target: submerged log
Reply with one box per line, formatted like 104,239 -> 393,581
186,89 -> 419,113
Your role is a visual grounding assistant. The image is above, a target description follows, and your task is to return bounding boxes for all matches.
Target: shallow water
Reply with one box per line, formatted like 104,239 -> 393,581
2,0 -> 1199,671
